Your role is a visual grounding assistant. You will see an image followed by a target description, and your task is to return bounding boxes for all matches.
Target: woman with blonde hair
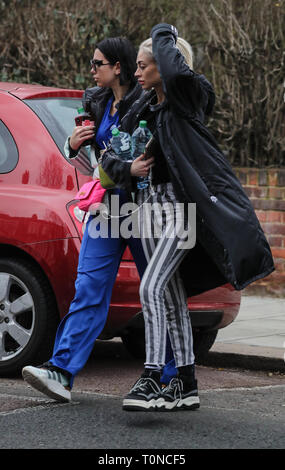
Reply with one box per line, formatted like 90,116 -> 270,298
102,25 -> 214,411
140,36 -> 194,69
102,24 -> 274,412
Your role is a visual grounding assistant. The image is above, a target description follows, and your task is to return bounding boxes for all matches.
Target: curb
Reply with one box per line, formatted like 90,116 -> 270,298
198,343 -> 285,372
198,351 -> 284,372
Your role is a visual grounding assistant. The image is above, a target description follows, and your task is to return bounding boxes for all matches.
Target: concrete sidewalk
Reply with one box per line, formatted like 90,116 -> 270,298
203,295 -> 285,372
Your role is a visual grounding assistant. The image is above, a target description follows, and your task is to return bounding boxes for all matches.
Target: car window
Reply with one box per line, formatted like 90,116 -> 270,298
0,120 -> 19,173
24,98 -> 82,156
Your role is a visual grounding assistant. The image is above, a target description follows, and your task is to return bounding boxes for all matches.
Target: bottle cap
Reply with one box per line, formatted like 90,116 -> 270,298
139,120 -> 147,128
77,107 -> 84,114
112,128 -> 120,136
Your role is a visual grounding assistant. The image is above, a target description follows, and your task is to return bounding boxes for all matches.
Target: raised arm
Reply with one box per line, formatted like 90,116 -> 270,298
151,23 -> 215,120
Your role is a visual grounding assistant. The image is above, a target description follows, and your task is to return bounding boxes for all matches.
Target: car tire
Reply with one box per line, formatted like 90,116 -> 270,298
0,258 -> 59,376
121,326 -> 218,363
121,328 -> 146,360
193,329 -> 218,362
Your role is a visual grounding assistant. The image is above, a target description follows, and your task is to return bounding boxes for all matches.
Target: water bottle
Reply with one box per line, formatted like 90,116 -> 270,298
110,128 -> 132,161
131,120 -> 152,189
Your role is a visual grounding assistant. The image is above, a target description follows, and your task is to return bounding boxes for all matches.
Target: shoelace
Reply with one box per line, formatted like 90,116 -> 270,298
161,377 -> 183,396
131,377 -> 158,393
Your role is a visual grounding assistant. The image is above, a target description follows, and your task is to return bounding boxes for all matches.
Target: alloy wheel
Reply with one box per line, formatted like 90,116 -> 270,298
0,272 -> 35,361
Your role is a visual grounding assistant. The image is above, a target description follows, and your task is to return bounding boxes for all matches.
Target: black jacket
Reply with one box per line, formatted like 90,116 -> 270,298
69,81 -> 143,160
102,23 -> 274,296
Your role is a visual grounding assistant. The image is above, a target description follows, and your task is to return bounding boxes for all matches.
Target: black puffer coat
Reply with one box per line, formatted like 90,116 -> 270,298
102,23 -> 274,296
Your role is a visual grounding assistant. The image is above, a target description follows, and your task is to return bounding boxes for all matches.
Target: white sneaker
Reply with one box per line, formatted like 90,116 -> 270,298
22,366 -> 71,402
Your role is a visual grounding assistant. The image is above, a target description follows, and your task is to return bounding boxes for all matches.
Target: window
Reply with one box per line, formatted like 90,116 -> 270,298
0,120 -> 19,173
24,98 -> 82,156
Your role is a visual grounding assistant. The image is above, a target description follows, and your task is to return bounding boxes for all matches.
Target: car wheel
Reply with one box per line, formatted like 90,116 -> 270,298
121,328 -> 146,360
0,258 -> 58,376
121,326 -> 218,363
193,329 -> 218,362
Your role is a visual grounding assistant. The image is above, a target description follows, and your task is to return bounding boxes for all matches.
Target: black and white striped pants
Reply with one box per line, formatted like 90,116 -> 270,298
137,183 -> 194,369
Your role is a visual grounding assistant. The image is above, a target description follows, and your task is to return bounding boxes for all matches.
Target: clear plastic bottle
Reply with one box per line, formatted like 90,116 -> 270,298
110,128 -> 132,161
131,120 -> 153,189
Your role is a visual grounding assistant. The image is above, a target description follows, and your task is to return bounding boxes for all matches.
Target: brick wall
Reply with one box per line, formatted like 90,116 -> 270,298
234,168 -> 285,297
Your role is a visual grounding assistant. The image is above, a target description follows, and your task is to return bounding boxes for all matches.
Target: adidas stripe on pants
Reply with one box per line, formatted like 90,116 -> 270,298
137,182 -> 195,370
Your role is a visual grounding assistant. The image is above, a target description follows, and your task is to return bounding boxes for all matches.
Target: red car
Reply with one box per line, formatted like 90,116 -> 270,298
0,82 -> 241,375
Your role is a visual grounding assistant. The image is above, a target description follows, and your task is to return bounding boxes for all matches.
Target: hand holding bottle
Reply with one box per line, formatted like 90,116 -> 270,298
130,153 -> 154,177
69,124 -> 95,150
69,107 -> 95,150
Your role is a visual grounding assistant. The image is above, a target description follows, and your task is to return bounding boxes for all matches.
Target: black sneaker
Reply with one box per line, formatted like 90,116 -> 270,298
122,370 -> 162,411
157,375 -> 200,411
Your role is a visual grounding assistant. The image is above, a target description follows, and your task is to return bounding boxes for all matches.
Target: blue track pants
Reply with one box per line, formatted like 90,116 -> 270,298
49,192 -> 176,388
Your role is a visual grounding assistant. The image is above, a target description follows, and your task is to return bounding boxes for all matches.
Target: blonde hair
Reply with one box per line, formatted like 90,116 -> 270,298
139,36 -> 194,69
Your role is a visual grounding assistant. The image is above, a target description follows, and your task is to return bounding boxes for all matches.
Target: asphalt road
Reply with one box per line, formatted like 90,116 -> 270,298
0,382 -> 284,450
0,340 -> 284,451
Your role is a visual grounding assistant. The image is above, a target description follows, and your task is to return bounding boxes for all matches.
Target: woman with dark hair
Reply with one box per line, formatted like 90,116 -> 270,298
21,37 -> 147,402
95,37 -> 138,86
68,36 -> 139,156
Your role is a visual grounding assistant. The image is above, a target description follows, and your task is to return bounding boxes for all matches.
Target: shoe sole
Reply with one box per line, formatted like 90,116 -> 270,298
157,396 -> 200,411
22,367 -> 71,403
122,398 -> 160,411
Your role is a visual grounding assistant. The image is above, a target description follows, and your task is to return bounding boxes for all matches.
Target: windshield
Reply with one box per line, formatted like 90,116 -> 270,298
24,98 -> 82,155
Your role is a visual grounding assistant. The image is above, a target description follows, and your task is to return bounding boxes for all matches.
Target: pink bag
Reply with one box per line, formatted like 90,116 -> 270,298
75,179 -> 106,212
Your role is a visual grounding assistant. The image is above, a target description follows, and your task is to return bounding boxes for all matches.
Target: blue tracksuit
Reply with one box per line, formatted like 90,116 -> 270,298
51,94 -> 176,387
49,190 -> 147,386
49,189 -> 176,387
